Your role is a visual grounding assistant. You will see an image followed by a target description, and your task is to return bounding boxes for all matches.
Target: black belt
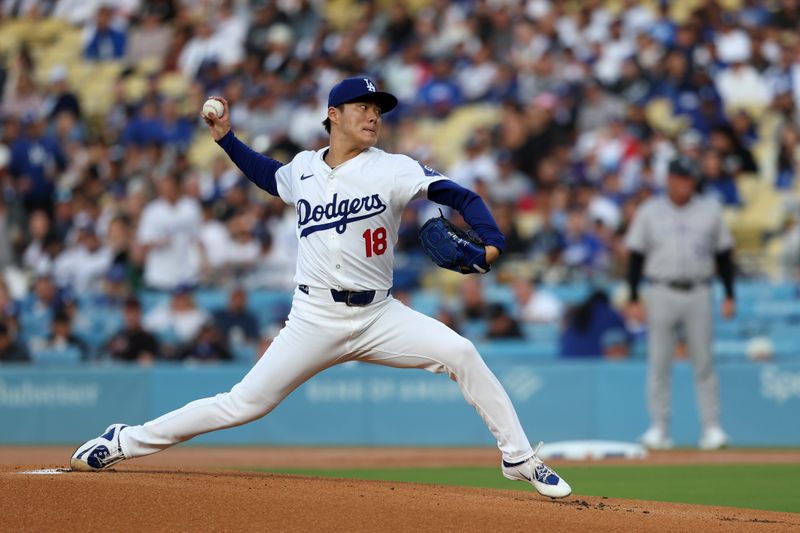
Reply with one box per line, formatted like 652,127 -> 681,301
650,279 -> 710,291
298,285 -> 389,306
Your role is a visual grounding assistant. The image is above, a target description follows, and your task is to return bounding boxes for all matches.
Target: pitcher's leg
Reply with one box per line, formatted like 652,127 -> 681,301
354,299 -> 532,462
684,287 -> 720,430
121,300 -> 340,458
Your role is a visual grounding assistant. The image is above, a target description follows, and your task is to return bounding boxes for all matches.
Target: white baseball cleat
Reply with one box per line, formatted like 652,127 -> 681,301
640,426 -> 674,450
699,426 -> 729,451
502,442 -> 572,498
70,423 -> 128,471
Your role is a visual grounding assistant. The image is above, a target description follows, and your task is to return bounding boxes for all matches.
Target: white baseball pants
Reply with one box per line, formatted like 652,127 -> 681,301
120,287 -> 535,462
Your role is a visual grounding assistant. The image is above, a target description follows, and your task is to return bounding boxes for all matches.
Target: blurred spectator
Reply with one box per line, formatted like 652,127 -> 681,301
0,279 -> 20,331
106,296 -> 160,365
593,19 -> 636,85
561,208 -> 607,278
447,131 -> 497,190
199,199 -> 230,278
43,65 -> 81,120
486,303 -> 523,339
22,210 -> 53,272
84,5 -> 128,61
143,285 -> 210,347
715,61 -> 771,110
512,277 -> 564,325
213,287 -> 260,348
1,53 -> 44,120
20,274 -> 64,332
244,4 -> 291,59
775,124 -> 800,189
158,98 -> 194,151
225,215 -> 261,275
179,18 -> 241,79
9,115 -> 66,214
708,124 -> 758,175
492,202 -> 528,258
0,322 -> 29,363
417,56 -> 462,118
53,223 -> 113,293
458,42 -> 498,102
460,276 -> 486,320
700,149 -> 741,207
126,8 -> 173,64
489,149 -> 533,204
122,99 -> 163,147
53,0 -> 103,26
136,174 -> 202,290
105,215 -> 133,270
577,80 -> 626,134
35,307 -> 89,360
286,87 -> 327,148
98,264 -> 130,304
529,198 -> 565,267
179,322 -> 233,363
559,290 -> 629,359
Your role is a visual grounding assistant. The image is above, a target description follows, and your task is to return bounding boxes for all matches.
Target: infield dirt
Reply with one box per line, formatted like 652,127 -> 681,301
1,447 -> 799,532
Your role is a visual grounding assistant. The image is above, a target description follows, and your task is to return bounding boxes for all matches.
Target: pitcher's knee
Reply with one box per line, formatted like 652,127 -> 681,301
218,388 -> 274,424
442,336 -> 481,366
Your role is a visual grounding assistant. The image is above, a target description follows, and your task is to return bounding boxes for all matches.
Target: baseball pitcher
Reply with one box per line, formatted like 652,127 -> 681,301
70,78 -> 571,498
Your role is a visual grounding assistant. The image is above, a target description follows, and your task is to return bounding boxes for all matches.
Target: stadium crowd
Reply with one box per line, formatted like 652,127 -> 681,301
0,0 -> 799,365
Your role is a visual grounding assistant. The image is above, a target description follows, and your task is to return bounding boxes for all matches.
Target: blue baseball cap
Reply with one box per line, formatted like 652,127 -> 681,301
327,77 -> 398,113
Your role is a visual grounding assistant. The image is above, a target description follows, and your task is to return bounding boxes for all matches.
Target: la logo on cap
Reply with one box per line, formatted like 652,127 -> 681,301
364,78 -> 376,92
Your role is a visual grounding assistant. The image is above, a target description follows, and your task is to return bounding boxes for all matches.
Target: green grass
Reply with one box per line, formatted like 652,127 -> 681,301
247,464 -> 800,514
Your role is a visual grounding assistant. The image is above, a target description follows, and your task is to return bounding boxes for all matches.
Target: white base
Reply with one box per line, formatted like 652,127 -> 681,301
535,440 -> 648,460
18,468 -> 69,475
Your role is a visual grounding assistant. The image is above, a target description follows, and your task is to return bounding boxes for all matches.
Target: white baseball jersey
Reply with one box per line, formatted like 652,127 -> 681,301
273,147 -> 445,291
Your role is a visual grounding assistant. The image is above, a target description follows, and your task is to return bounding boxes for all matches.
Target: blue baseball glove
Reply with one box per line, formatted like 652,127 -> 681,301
419,213 -> 490,274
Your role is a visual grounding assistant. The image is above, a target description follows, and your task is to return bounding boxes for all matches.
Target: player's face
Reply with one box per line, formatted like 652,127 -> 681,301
337,101 -> 382,148
667,174 -> 695,204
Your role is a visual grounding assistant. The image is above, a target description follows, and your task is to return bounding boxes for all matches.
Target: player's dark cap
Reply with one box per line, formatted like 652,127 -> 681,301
668,157 -> 700,180
327,77 -> 398,114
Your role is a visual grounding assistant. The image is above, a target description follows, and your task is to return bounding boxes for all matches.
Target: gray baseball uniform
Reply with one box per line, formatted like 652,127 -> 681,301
625,195 -> 733,432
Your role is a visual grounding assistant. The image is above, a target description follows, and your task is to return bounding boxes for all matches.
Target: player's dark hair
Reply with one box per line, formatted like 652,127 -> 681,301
322,105 -> 342,134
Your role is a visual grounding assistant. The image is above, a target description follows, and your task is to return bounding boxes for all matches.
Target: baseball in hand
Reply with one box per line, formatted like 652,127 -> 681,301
203,99 -> 224,119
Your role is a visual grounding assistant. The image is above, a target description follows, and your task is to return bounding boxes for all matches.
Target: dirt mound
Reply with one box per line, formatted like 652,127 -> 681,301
2,448 -> 799,531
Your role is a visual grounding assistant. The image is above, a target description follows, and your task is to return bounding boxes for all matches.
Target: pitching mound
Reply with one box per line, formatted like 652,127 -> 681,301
1,448 -> 799,532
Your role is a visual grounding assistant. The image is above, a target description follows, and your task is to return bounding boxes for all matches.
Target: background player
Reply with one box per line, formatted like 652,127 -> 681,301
71,77 -> 571,499
626,157 -> 736,450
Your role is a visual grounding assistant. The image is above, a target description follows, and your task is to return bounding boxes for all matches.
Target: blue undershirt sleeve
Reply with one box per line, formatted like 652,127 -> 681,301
426,179 -> 505,253
215,130 -> 283,197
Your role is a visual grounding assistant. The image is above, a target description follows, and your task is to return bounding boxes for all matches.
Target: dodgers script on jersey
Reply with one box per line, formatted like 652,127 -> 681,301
273,148 -> 444,291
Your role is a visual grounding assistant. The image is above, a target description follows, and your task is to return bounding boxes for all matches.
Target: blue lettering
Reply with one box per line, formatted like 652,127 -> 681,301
295,193 -> 387,238
296,199 -> 311,226
324,193 -> 338,218
337,198 -> 349,217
